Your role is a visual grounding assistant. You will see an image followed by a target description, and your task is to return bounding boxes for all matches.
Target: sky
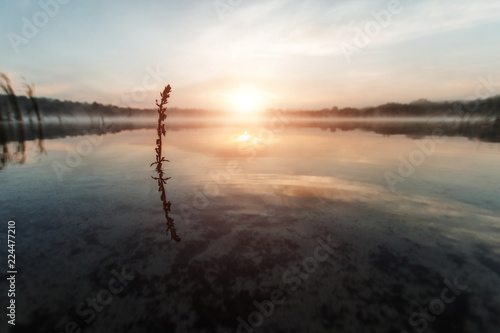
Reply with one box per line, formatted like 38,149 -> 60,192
1,0 -> 500,111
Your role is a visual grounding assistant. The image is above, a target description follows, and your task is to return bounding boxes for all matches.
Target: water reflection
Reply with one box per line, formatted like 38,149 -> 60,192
152,170 -> 180,242
0,122 -> 25,170
285,117 -> 500,143
2,118 -> 499,332
1,117 -> 499,144
0,119 -> 47,170
34,120 -> 46,156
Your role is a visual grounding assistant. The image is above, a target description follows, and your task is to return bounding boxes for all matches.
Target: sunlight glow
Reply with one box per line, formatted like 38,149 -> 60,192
230,90 -> 262,114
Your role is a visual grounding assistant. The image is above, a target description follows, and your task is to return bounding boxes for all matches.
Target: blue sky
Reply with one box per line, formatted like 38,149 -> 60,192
1,0 -> 500,110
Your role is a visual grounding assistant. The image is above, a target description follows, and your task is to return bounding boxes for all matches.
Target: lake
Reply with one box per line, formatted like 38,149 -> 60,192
1,117 -> 500,333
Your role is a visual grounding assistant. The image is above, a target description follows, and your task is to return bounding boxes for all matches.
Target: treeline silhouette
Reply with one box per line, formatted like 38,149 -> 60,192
265,97 -> 500,118
0,94 -> 231,121
2,93 -> 500,121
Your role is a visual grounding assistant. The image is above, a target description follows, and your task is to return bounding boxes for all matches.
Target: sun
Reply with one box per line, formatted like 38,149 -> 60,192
230,90 -> 262,114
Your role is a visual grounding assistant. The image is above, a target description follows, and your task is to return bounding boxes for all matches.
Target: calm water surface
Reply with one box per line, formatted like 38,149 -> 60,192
1,120 -> 500,333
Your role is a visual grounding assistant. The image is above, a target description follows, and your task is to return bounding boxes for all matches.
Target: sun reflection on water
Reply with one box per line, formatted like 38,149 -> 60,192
235,131 -> 262,145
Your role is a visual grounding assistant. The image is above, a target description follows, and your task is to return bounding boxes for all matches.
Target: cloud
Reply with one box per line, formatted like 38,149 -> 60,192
1,0 -> 499,108
201,0 -> 500,59
378,0 -> 500,45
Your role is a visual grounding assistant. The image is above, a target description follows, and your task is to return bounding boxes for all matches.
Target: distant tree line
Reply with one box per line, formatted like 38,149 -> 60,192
0,73 -> 233,121
0,94 -> 234,121
2,80 -> 500,121
266,96 -> 500,118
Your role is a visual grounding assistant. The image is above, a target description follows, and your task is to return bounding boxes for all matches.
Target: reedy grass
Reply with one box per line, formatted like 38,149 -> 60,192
0,73 -> 23,121
150,85 -> 180,242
